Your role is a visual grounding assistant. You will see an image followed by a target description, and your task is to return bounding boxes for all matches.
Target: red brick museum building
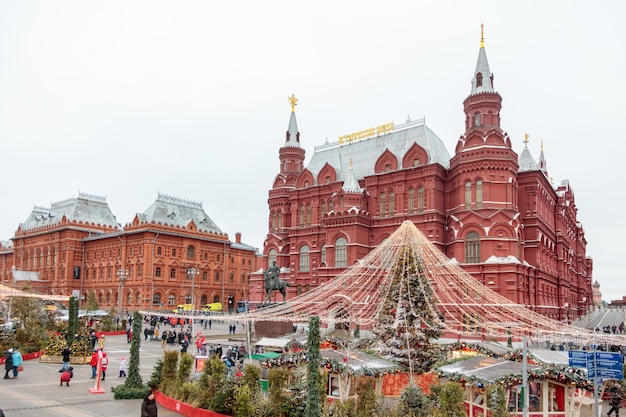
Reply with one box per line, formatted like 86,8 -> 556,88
0,192 -> 258,313
251,34 -> 593,323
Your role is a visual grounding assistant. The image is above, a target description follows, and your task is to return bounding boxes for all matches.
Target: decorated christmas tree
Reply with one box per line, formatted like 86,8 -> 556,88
373,244 -> 444,373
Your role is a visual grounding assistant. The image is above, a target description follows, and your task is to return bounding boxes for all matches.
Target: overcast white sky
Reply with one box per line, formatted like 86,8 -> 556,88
1,1 -> 624,302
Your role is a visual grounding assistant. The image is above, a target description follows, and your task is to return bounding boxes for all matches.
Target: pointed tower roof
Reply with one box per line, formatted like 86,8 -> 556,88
284,94 -> 301,148
538,140 -> 549,177
470,24 -> 495,95
518,134 -> 539,172
342,159 -> 362,193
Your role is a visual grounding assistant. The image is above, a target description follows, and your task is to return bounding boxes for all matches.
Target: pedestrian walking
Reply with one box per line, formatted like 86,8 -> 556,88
608,382 -> 624,417
12,347 -> 23,378
119,357 -> 127,377
3,349 -> 13,379
141,389 -> 158,417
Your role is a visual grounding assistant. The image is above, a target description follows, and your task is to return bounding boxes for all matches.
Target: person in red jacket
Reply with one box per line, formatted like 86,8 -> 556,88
60,366 -> 74,386
89,349 -> 99,378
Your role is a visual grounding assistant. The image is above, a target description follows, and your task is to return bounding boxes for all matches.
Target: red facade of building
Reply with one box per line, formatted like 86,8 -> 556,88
252,36 -> 593,322
0,192 -> 258,314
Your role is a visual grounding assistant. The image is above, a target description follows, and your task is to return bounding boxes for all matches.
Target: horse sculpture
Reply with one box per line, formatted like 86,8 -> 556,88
264,261 -> 292,303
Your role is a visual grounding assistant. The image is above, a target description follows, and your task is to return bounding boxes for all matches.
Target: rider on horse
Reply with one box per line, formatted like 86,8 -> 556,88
264,261 -> 291,303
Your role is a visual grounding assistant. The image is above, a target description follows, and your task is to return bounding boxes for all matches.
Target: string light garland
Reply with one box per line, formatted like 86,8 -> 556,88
142,220 -> 626,348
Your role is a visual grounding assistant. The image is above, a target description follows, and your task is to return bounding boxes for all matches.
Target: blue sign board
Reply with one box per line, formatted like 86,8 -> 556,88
588,369 -> 624,380
596,352 -> 623,362
569,358 -> 588,368
595,360 -> 623,371
568,351 -> 624,380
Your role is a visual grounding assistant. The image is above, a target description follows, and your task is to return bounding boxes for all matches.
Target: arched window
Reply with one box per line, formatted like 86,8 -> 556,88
320,244 -> 327,265
202,271 -> 207,281
379,193 -> 386,217
408,188 -> 414,214
167,294 -> 176,306
307,204 -> 312,226
153,293 -> 161,306
277,212 -> 283,230
213,295 -> 220,303
321,202 -> 326,218
299,245 -> 310,272
157,247 -> 162,255
155,267 -> 161,278
272,211 -> 277,232
464,232 -> 481,263
229,272 -> 234,283
300,205 -> 305,227
465,182 -> 472,210
214,271 -> 220,283
172,249 -> 177,257
476,180 -> 483,209
170,268 -> 176,279
187,245 -> 195,259
476,72 -> 483,87
418,186 -> 425,213
268,249 -> 277,267
340,195 -> 344,207
474,113 -> 481,127
335,237 -> 347,267
389,191 -> 395,216
200,295 -> 208,305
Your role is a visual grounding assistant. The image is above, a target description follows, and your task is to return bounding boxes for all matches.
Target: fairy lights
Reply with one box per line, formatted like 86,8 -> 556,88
142,220 -> 626,348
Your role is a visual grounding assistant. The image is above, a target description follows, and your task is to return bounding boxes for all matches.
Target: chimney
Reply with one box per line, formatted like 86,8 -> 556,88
235,232 -> 241,244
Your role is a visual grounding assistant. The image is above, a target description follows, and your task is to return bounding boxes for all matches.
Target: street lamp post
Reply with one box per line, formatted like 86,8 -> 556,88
187,267 -> 199,309
117,269 -> 128,322
187,267 -> 199,342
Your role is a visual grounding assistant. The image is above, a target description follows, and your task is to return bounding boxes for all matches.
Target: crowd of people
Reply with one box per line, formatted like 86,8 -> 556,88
598,324 -> 625,334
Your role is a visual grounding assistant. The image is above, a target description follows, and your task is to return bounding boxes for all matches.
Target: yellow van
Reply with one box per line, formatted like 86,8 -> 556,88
202,302 -> 222,312
172,304 -> 194,313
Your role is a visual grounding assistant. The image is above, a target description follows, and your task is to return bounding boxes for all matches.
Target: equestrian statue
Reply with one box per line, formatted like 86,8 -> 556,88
264,260 -> 293,303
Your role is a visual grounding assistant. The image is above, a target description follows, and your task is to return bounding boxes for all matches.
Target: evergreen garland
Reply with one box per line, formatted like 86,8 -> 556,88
67,296 -> 78,345
305,315 -> 322,417
374,245 -> 444,373
487,384 -> 510,417
124,311 -> 143,388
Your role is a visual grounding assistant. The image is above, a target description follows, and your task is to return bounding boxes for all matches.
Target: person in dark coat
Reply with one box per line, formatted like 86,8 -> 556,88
141,389 -> 158,417
61,345 -> 72,371
4,349 -> 13,379
608,382 -> 624,417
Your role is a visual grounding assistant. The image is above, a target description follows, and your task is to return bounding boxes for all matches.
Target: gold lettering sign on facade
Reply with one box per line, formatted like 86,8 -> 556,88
338,122 -> 394,144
